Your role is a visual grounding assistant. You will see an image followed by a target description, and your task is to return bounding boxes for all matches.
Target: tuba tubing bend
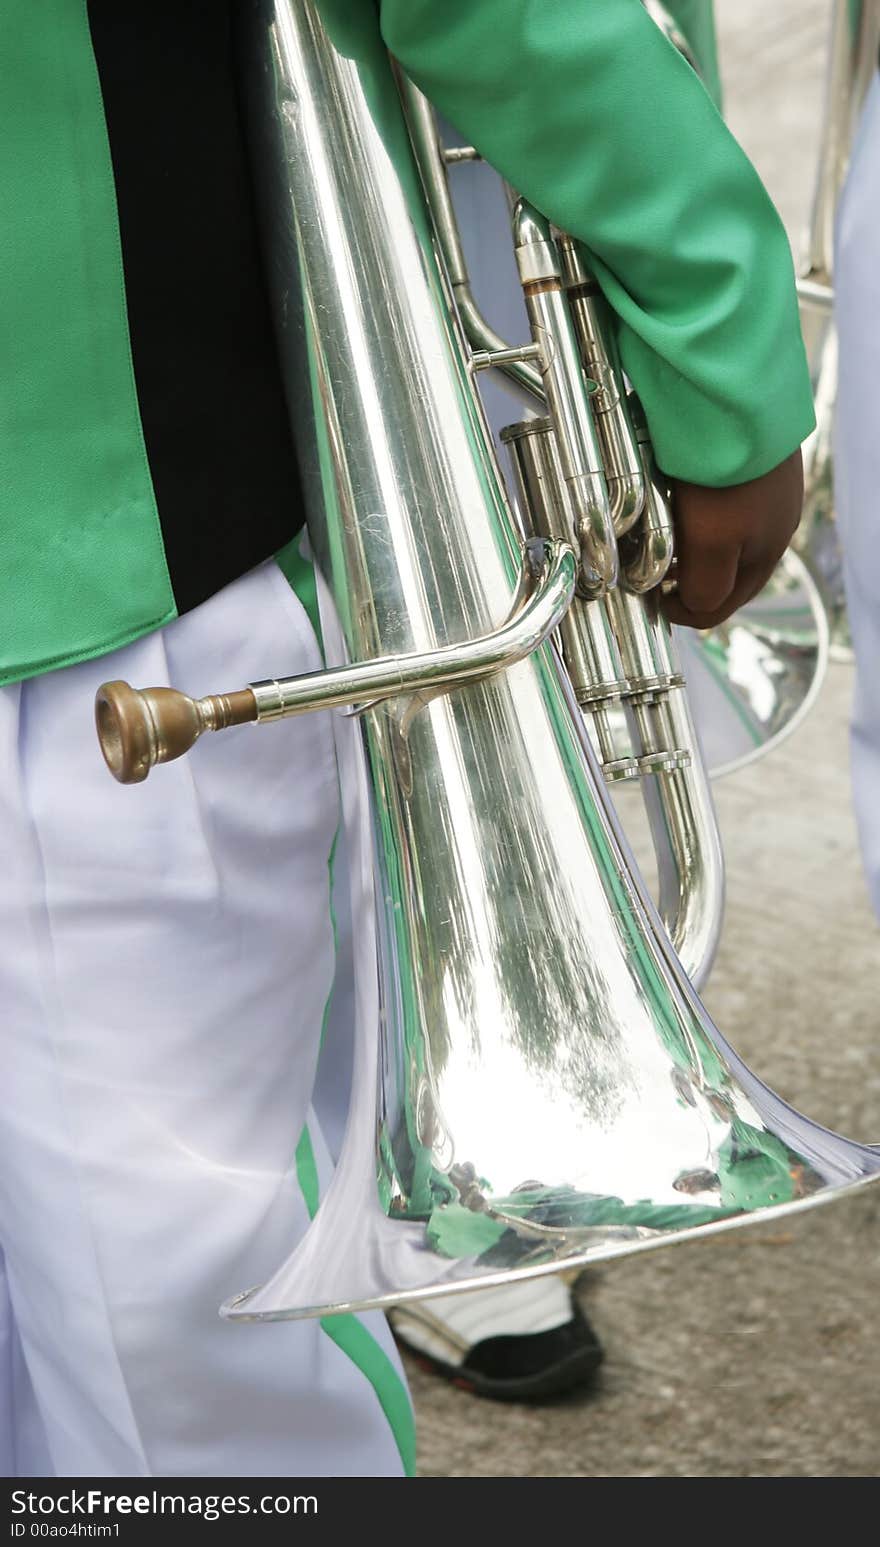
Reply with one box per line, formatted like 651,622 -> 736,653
96,538 -> 576,784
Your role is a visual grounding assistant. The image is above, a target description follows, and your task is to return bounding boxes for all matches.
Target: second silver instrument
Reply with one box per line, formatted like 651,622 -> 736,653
795,0 -> 880,658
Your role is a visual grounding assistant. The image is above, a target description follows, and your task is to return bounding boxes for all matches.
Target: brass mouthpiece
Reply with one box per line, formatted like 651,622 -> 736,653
95,680 -> 258,784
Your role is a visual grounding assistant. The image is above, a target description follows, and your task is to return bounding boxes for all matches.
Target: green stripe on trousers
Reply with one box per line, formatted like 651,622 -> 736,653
295,1128 -> 417,1477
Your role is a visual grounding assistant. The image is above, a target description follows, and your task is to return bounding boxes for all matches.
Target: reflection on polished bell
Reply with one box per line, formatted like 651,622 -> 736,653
678,547 -> 829,778
216,0 -> 880,1324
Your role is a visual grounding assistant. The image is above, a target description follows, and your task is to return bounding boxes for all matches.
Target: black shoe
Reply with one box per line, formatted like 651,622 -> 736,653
388,1281 -> 603,1403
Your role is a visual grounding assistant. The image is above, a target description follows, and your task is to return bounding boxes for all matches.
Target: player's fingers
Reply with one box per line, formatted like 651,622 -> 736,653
661,555 -> 775,630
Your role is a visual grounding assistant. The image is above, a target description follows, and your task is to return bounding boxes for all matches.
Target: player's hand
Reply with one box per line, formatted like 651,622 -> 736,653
661,449 -> 804,629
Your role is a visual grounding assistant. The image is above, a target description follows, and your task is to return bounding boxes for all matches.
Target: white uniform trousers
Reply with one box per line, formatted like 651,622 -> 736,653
835,73 -> 880,919
0,558 -> 412,1478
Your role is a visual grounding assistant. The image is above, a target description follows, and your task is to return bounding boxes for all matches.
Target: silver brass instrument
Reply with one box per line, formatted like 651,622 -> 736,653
795,0 -> 880,658
409,11 -> 830,785
96,0 -> 879,1322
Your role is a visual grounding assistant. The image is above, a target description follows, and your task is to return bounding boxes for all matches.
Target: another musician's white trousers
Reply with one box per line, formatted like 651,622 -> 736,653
0,559 -> 411,1477
835,73 -> 880,919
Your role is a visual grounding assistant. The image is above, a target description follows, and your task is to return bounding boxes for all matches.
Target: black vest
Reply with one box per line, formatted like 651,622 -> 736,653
87,0 -> 304,617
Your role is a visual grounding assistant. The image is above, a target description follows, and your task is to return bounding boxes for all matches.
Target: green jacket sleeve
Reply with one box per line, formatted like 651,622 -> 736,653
662,0 -> 722,110
379,0 -> 815,487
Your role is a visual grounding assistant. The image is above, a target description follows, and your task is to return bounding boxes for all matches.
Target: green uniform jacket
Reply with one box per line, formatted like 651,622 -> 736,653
662,0 -> 723,107
0,0 -> 813,687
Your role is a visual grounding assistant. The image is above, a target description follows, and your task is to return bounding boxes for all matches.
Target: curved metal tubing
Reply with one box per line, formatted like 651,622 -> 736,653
678,548 -> 831,780
513,200 -> 617,593
619,396 -> 675,591
605,595 -> 725,993
253,539 -> 575,714
641,687 -> 724,992
418,80 -> 806,995
557,235 -> 645,537
95,539 -> 576,782
501,411 -> 722,988
802,0 -> 880,293
207,1 -> 880,1324
398,75 -> 544,407
797,277 -> 834,314
793,1 -> 880,662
